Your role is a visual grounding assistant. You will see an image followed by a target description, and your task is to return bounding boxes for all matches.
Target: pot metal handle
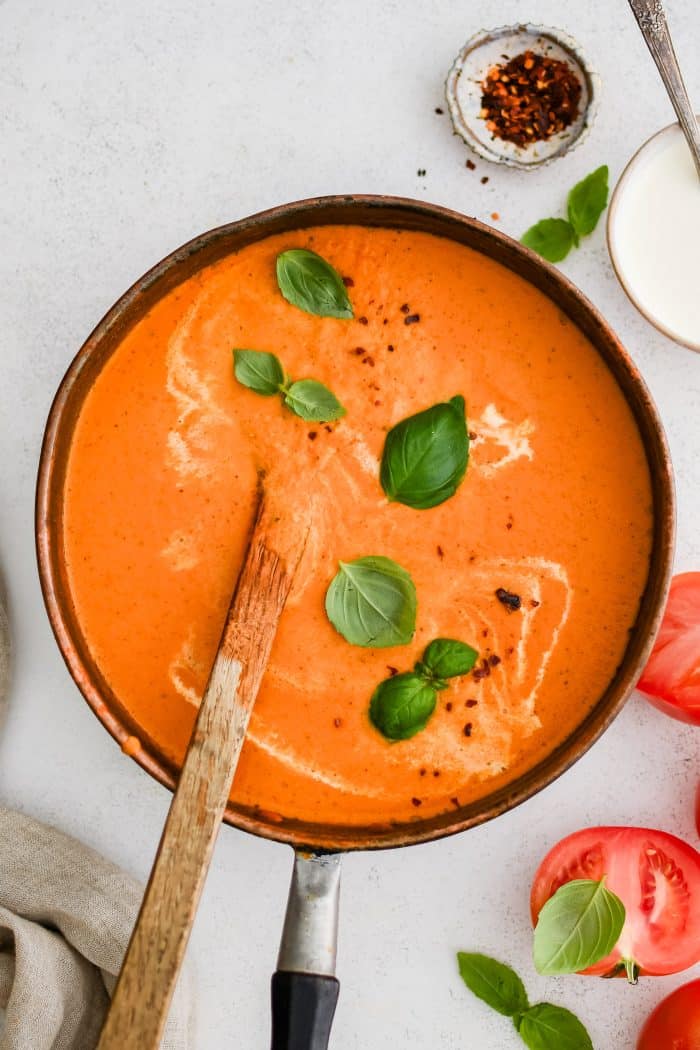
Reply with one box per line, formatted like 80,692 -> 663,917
271,851 -> 341,1050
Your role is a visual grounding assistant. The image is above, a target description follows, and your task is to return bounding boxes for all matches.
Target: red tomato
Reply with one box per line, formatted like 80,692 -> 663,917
531,827 -> 700,978
696,782 -> 700,839
638,979 -> 700,1049
637,572 -> 700,724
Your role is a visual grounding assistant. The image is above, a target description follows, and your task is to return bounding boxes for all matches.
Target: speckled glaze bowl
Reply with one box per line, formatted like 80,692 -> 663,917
446,24 -> 600,170
36,195 -> 673,852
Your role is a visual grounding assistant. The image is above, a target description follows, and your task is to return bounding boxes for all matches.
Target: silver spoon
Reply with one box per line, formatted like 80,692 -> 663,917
628,0 -> 700,180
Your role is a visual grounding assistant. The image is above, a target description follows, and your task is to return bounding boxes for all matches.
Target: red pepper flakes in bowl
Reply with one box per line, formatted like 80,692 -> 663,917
480,50 -> 581,146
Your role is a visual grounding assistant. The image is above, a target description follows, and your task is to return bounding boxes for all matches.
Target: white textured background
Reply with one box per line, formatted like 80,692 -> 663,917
1,2 -> 699,1047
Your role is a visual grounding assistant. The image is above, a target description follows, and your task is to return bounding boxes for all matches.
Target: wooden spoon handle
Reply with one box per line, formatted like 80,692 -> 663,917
98,498 -> 302,1049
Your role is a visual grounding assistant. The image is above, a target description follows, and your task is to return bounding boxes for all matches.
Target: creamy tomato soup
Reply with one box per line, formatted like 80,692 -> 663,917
63,225 -> 653,826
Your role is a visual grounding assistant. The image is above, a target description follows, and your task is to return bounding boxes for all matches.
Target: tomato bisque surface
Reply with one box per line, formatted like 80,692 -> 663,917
63,225 -> 653,827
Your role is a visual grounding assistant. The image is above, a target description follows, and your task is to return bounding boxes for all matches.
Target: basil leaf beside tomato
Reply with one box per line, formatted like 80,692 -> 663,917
380,395 -> 469,510
533,878 -> 625,976
325,556 -> 416,648
457,953 -> 529,1018
276,248 -> 353,318
531,826 -> 700,980
521,219 -> 576,263
456,952 -> 594,1049
517,1003 -> 593,1050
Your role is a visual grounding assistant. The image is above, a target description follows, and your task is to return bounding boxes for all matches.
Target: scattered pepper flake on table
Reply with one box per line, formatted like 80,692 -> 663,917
466,158 -> 476,171
480,50 -> 581,147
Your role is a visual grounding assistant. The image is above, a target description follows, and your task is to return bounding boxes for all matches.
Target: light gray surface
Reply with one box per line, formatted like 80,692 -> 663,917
1,2 -> 699,1047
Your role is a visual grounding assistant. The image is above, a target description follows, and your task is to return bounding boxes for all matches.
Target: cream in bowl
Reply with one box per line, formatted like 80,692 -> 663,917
608,120 -> 700,352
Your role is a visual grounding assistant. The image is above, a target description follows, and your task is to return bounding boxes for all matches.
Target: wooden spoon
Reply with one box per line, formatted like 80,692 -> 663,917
97,491 -> 309,1049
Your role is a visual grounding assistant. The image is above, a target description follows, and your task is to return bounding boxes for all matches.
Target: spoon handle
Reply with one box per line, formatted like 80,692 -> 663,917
97,496 -> 306,1050
628,0 -> 700,178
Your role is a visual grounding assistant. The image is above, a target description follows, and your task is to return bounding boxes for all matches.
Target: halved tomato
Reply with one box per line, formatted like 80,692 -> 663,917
638,979 -> 700,1049
531,827 -> 700,979
637,572 -> 700,724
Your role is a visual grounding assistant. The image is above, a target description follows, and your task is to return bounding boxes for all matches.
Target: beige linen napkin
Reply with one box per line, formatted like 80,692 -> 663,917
0,806 -> 195,1049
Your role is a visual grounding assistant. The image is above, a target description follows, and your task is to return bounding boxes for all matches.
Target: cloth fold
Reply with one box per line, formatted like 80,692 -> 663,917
0,806 -> 194,1049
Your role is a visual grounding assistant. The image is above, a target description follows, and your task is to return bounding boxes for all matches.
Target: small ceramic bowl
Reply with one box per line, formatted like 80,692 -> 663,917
607,119 -> 700,353
445,24 -> 600,170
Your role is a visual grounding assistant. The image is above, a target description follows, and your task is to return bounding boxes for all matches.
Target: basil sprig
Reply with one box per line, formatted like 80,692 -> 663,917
521,165 -> 609,263
370,637 -> 478,740
380,395 -> 469,510
325,556 -> 416,648
457,953 -> 593,1050
533,878 -> 625,977
276,248 -> 353,318
233,349 -> 345,422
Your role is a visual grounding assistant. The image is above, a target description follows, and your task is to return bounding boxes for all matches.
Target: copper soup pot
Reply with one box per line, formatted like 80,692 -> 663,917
36,196 -> 674,1048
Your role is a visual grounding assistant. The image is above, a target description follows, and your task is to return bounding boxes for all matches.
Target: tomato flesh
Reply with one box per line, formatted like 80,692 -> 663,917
638,572 -> 700,725
638,979 -> 700,1049
531,827 -> 700,977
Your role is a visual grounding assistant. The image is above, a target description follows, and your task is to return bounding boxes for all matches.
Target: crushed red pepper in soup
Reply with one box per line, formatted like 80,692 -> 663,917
62,225 -> 653,827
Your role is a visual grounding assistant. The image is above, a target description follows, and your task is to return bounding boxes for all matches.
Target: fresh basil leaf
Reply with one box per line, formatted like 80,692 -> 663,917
276,248 -> 353,318
380,395 -> 469,510
233,349 -> 285,395
284,379 -> 346,422
533,878 -> 625,976
518,1003 -> 593,1050
369,672 -> 436,740
423,638 -> 478,679
567,165 -> 609,238
521,219 -> 576,263
457,953 -> 529,1018
325,556 -> 417,648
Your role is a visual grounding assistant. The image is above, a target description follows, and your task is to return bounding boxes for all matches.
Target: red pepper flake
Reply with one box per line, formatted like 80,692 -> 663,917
400,303 -> 410,314
466,699 -> 478,708
489,654 -> 501,667
374,400 -> 382,407
387,344 -> 395,353
436,544 -> 444,559
491,212 -> 500,221
480,51 -> 582,147
463,722 -> 473,737
468,430 -> 478,441
451,797 -> 460,807
506,646 -> 514,656
506,521 -> 513,530
445,701 -> 453,712
324,424 -> 333,433
481,628 -> 488,638
342,276 -> 354,287
404,313 -> 420,325
472,659 -> 491,681
411,797 -> 423,807
530,599 -> 541,608
496,587 -> 522,611
383,318 -> 389,325
358,316 -> 368,325
466,158 -> 476,170
333,717 -> 342,728
433,770 -> 440,777
435,106 -> 444,115
362,355 -> 375,367
480,176 -> 489,184
352,347 -> 365,355
308,431 -> 318,441
419,768 -> 427,777
387,665 -> 399,677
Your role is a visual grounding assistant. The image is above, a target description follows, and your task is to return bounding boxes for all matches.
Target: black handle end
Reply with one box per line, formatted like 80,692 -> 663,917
271,971 -> 340,1050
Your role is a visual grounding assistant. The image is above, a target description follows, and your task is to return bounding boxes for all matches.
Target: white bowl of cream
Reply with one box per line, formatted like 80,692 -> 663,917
608,120 -> 700,352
